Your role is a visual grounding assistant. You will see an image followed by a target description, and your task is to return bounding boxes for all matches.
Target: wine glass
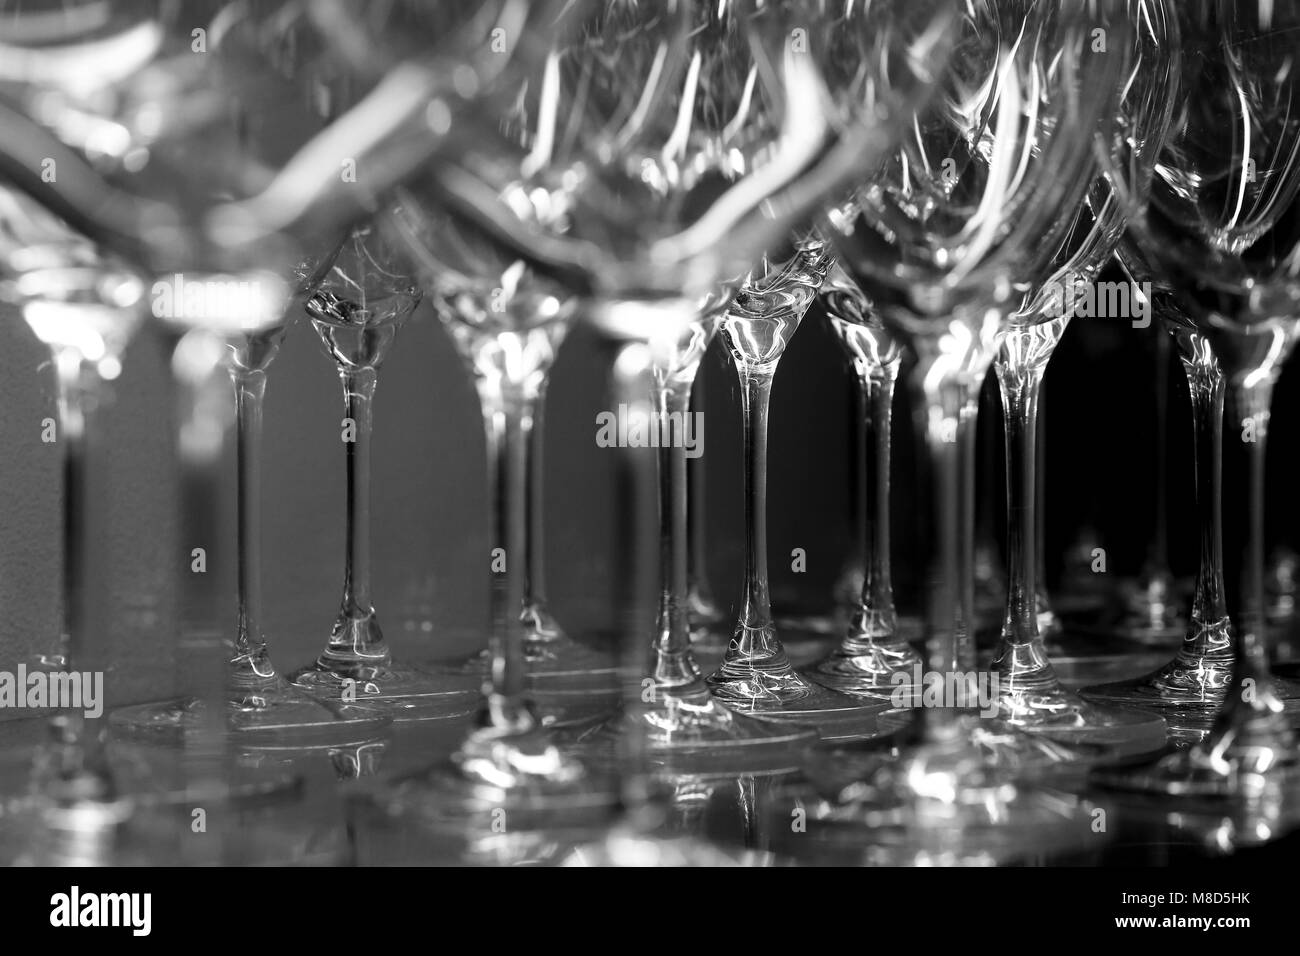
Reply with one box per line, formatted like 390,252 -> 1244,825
808,263 -> 924,695
706,231 -> 896,739
0,185 -> 145,855
575,290 -> 823,774
286,216 -> 480,719
361,0 -> 960,847
788,0 -> 1152,858
0,0 -> 521,750
989,207 -> 1168,753
1083,0 -> 1300,803
982,2 -> 1181,745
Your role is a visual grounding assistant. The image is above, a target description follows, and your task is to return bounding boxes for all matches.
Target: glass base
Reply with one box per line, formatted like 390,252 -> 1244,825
109,683 -> 392,750
461,636 -> 620,690
1081,663 -> 1300,725
289,659 -> 479,722
771,717 -> 1101,864
694,620 -> 838,669
571,683 -> 816,776
0,737 -> 302,819
1090,763 -> 1300,852
806,634 -> 924,698
372,717 -> 621,833
1092,693 -> 1299,798
805,709 -> 1108,795
999,686 -> 1168,758
706,645 -> 888,741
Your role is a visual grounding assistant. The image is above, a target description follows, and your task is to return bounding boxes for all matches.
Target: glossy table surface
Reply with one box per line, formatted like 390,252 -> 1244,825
2,626 -> 1299,866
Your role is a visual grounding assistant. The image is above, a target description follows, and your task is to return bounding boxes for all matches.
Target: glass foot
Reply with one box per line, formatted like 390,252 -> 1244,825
999,686 -> 1168,758
771,720 -> 1102,864
1081,662 -> 1300,724
807,634 -> 923,698
572,683 -> 816,776
461,636 -> 619,688
373,712 -> 621,834
706,640 -> 888,741
695,619 -> 838,669
110,682 -> 392,749
805,710 -> 1107,795
289,659 -> 479,722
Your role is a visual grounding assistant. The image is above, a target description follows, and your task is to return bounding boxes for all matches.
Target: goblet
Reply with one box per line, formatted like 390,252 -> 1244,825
556,343 -> 749,865
287,217 -> 479,719
978,0 -> 1175,753
808,264 -> 924,695
1084,1 -> 1300,799
576,292 -> 822,773
0,0 -> 518,749
0,186 -> 144,856
796,0 -> 1152,858
365,0 -> 959,842
705,232 -> 895,739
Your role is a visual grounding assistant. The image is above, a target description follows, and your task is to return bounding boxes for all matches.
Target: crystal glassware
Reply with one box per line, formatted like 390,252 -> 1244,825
785,0 -> 1153,861
364,0 -> 959,841
287,217 -> 480,719
808,264 -> 924,695
0,0 -> 516,751
1084,1 -> 1300,805
705,234 -> 892,738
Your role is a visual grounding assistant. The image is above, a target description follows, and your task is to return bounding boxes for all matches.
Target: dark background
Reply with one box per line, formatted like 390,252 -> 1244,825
3,260 -> 1300,713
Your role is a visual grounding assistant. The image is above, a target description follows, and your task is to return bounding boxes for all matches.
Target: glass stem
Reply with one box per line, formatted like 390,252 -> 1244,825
612,341 -> 657,823
1035,386 -> 1052,625
320,365 -> 388,668
169,329 -> 238,862
1224,378 -> 1273,687
476,373 -> 535,729
910,358 -> 966,737
852,357 -> 900,636
342,367 -> 376,618
686,380 -> 718,617
47,352 -> 111,781
735,367 -> 775,648
1147,330 -> 1172,582
993,344 -> 1058,694
1178,344 -> 1229,659
523,382 -> 551,625
231,368 -> 274,685
652,373 -> 699,686
956,373 -> 985,672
